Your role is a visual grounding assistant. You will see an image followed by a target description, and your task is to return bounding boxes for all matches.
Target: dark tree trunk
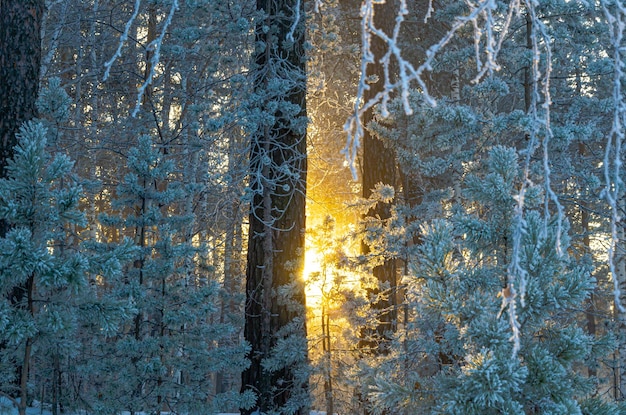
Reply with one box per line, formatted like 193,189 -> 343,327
0,0 -> 43,206
241,0 -> 308,413
0,0 -> 44,401
359,0 -> 398,353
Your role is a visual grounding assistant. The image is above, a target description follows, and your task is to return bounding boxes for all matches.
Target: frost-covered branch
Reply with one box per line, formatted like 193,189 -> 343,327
132,0 -> 179,117
40,0 -> 68,79
314,0 -> 322,14
343,0 -> 522,178
503,0 -> 563,355
102,0 -> 141,82
101,0 -> 180,117
287,0 -> 301,43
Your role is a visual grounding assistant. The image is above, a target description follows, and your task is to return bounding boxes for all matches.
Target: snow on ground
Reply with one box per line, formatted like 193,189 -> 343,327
0,399 -> 50,415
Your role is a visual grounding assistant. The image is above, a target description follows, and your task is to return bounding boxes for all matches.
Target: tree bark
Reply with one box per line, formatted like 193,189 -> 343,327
0,0 -> 42,320
0,0 -> 44,222
359,0 -> 399,355
241,0 -> 309,413
617,192 -> 626,400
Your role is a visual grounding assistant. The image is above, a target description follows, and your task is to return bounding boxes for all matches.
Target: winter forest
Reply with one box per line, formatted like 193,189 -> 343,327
5,0 -> 626,414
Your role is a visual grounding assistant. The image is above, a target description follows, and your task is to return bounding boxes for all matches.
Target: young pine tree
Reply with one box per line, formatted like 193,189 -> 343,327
0,121 -> 91,415
369,146 -> 621,414
91,135 -> 250,414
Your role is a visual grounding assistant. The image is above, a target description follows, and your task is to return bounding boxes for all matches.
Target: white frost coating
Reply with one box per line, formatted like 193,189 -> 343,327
103,0 -> 142,82
601,0 -> 626,313
287,0 -> 301,43
469,0 -> 519,83
424,0 -> 433,23
347,0 -> 567,355
314,0 -> 322,14
343,0 -> 522,180
534,11 -> 563,258
132,0 -> 180,117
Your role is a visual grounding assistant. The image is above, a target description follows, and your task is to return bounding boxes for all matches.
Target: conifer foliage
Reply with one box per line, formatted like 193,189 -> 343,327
4,0 -> 626,413
369,147 -> 620,414
91,135 -> 250,414
0,121 -> 89,415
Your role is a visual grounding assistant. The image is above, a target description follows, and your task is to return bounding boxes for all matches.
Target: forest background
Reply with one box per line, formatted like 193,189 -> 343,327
2,1 -> 626,415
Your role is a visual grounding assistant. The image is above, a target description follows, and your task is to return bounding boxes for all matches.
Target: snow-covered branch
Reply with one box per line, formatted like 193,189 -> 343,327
132,0 -> 179,117
343,1 -> 524,178
101,0 -> 180,117
103,0 -> 141,82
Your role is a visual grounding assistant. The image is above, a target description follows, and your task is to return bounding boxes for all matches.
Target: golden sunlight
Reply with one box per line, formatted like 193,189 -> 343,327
304,246 -> 324,308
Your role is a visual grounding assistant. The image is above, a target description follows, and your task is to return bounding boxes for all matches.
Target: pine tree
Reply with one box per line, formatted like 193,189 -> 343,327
0,121 -> 91,415
366,0 -> 620,400
88,135 -> 250,414
368,146 -> 619,414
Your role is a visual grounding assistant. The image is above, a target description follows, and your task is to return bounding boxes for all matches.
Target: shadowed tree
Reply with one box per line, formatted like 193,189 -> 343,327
0,0 -> 44,400
359,0 -> 399,355
0,0 -> 43,183
240,0 -> 309,413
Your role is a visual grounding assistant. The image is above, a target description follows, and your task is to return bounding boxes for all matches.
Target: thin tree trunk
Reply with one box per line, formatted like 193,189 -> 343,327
524,13 -> 532,115
18,338 -> 33,415
217,130 -> 245,396
18,274 -> 35,415
617,192 -> 626,399
322,303 -> 334,415
575,67 -> 596,378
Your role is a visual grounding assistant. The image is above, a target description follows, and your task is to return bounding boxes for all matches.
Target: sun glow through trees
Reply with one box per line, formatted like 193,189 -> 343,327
304,246 -> 324,308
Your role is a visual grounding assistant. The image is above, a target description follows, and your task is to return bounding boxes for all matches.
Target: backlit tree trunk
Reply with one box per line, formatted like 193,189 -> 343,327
241,0 -> 309,413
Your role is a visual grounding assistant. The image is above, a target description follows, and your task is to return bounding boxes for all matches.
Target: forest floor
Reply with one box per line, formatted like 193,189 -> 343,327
0,399 -> 330,415
0,398 -> 243,415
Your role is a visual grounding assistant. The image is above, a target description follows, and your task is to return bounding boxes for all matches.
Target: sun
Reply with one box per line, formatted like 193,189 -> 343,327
303,246 -> 324,307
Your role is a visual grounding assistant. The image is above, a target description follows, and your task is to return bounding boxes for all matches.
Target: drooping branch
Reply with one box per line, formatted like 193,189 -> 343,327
347,0 -> 569,355
102,0 -> 142,82
132,0 -> 179,117
343,0 -> 523,178
505,0 -> 559,356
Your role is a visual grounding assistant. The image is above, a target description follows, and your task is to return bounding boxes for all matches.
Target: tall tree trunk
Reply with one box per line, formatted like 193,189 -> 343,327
359,0 -> 398,354
241,0 -> 309,413
617,192 -> 626,400
0,0 -> 44,402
